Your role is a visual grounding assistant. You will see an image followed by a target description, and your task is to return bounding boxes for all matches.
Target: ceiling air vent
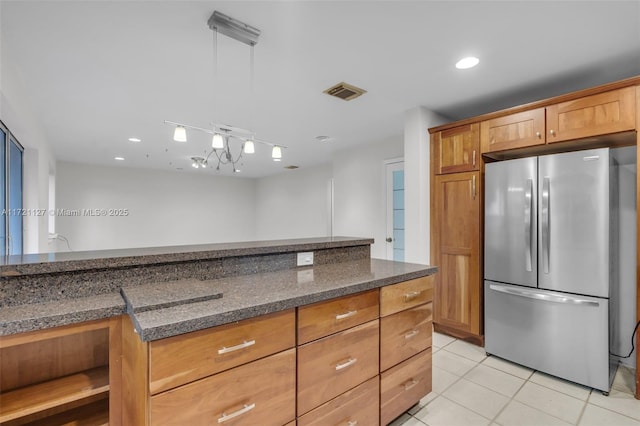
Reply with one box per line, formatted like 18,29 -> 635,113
323,82 -> 367,101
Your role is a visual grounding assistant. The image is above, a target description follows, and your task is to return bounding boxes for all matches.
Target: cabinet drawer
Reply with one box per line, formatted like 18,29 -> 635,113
150,348 -> 296,426
380,303 -> 433,371
149,309 -> 295,394
298,289 -> 379,344
380,349 -> 432,426
547,86 -> 636,144
297,320 -> 379,416
297,376 -> 380,426
480,108 -> 545,153
380,276 -> 434,317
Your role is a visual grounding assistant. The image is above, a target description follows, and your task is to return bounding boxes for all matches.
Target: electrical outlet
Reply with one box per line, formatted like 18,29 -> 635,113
297,252 -> 314,266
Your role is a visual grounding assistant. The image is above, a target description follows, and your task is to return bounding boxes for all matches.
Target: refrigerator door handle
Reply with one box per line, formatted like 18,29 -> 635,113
488,284 -> 600,307
524,178 -> 533,272
541,177 -> 550,274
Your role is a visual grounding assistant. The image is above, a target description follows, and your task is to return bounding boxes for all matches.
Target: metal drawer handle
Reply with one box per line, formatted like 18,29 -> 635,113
347,421 -> 358,426
218,339 -> 255,355
404,291 -> 421,302
404,329 -> 419,339
335,357 -> 358,371
218,403 -> 256,423
335,310 -> 358,320
402,378 -> 419,391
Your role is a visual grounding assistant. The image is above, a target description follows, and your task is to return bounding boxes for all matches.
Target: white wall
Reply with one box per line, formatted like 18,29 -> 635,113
255,164 -> 333,241
332,137 -> 403,259
404,107 -> 449,265
55,162 -> 257,251
1,44 -> 56,254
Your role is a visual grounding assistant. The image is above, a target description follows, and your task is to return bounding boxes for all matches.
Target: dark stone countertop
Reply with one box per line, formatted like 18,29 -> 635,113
123,258 -> 437,341
0,236 -> 373,276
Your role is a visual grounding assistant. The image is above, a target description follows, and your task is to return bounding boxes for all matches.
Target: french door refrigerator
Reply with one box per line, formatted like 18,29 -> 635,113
484,147 -> 616,393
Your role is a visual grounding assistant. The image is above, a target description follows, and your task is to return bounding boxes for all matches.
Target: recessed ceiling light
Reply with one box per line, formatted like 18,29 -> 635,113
456,56 -> 479,69
114,156 -> 125,161
128,137 -> 141,142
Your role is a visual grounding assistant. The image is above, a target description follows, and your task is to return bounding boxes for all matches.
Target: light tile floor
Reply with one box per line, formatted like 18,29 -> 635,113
390,332 -> 640,426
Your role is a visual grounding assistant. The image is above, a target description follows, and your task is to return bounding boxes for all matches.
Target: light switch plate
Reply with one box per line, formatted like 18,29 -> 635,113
297,252 -> 314,266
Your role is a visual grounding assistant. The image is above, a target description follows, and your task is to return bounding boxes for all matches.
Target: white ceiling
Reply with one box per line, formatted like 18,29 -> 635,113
1,0 -> 639,178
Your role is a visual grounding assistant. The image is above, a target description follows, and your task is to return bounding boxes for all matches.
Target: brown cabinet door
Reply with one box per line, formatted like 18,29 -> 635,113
546,86 -> 636,143
434,123 -> 480,174
480,108 -> 545,153
433,172 -> 482,335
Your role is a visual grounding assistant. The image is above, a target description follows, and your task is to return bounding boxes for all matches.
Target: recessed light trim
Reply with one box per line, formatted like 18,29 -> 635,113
315,135 -> 333,142
114,156 -> 125,161
456,56 -> 479,69
128,137 -> 141,142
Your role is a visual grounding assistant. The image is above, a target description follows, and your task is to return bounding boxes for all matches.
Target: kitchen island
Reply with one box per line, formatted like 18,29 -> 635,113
0,237 -> 437,425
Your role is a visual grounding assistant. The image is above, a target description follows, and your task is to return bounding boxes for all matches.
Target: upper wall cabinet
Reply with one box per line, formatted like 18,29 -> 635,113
481,87 -> 636,154
546,86 -> 636,143
433,123 -> 480,174
480,108 -> 545,153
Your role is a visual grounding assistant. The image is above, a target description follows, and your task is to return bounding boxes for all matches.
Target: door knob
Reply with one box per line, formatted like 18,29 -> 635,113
386,237 -> 393,243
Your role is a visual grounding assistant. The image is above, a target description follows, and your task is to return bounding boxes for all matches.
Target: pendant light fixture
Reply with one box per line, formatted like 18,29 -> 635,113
164,11 -> 286,172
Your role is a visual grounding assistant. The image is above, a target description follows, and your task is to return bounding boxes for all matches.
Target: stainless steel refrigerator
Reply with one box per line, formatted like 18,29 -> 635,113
484,147 -> 617,393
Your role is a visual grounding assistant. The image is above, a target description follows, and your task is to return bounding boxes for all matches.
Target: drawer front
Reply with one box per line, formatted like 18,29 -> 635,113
297,376 -> 380,426
380,349 -> 432,426
150,348 -> 296,426
297,320 -> 379,416
380,303 -> 433,371
149,309 -> 295,394
298,289 -> 379,344
380,276 -> 434,317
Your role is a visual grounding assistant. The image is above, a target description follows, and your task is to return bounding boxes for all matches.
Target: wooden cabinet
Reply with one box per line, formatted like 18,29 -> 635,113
547,86 -> 636,143
432,171 -> 482,342
150,349 -> 296,426
481,87 -> 636,154
379,278 -> 433,423
433,123 -> 480,174
480,108 -> 545,153
0,318 -> 120,425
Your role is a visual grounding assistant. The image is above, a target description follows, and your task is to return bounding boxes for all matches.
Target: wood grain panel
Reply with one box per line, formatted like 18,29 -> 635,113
297,376 -> 379,426
109,315 -> 123,426
150,349 -> 296,426
547,87 -> 636,143
380,349 -> 432,425
434,124 -> 480,174
149,309 -> 295,394
433,172 -> 481,336
380,276 -> 434,317
121,315 -> 150,426
380,303 -> 432,371
298,290 -> 379,344
480,108 -> 545,153
297,320 -> 379,416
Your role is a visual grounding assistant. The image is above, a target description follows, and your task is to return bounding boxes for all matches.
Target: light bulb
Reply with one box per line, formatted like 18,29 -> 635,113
455,56 -> 479,69
173,125 -> 187,142
271,145 -> 282,160
192,161 -> 199,169
212,133 -> 225,149
244,140 -> 255,154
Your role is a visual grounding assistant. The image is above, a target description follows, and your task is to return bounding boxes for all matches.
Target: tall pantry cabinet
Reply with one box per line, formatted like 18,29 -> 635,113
430,123 -> 483,344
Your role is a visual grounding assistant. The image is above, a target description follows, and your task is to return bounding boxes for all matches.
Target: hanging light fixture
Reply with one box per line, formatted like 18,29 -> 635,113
164,10 -> 286,172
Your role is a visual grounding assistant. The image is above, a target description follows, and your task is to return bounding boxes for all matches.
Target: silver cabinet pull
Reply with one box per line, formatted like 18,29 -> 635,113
335,357 -> 357,371
472,150 -> 476,167
218,339 -> 255,355
541,177 -> 550,274
218,403 -> 256,423
404,329 -> 419,339
402,378 -> 419,391
524,178 -> 533,272
335,310 -> 357,320
404,291 -> 421,302
472,175 -> 477,200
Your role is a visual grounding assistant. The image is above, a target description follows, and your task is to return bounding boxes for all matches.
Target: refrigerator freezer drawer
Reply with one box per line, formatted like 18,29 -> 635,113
484,281 -> 610,392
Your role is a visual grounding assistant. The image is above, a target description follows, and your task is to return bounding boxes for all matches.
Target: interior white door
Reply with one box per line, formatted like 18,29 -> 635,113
385,159 -> 404,261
